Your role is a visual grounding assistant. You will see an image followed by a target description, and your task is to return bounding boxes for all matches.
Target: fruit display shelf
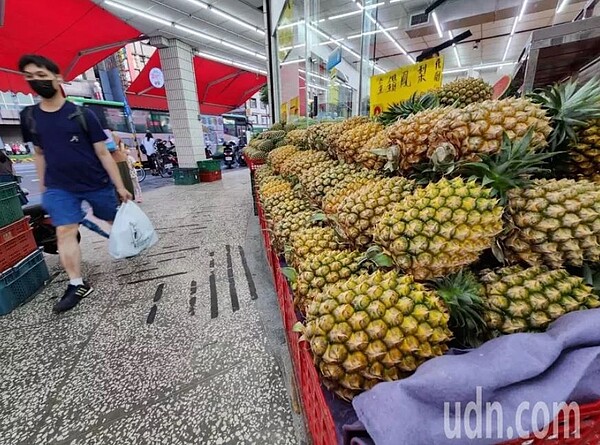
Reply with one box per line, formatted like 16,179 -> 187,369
257,196 -> 600,445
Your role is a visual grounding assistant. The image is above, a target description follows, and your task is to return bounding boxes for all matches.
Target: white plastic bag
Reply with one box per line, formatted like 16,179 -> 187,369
108,201 -> 158,259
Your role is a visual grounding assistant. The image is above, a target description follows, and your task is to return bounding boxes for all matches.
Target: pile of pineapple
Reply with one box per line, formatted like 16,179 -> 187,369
243,118 -> 317,163
254,77 -> 600,401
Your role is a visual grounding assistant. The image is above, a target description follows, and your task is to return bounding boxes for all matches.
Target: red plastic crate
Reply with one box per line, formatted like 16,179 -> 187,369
244,154 -> 266,171
0,217 -> 36,272
199,170 -> 222,182
499,400 -> 600,445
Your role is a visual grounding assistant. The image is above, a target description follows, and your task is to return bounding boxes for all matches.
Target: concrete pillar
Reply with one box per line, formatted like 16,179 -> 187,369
150,37 -> 205,168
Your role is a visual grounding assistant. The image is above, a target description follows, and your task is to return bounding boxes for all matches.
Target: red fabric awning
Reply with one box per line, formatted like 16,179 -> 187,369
0,0 -> 142,93
126,52 -> 266,115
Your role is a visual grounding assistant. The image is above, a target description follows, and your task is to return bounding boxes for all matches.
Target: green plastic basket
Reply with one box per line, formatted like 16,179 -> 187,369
197,159 -> 221,172
0,183 -> 24,228
173,168 -> 199,185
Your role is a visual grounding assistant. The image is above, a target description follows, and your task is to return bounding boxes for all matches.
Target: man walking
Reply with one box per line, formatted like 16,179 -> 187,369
19,54 -> 132,313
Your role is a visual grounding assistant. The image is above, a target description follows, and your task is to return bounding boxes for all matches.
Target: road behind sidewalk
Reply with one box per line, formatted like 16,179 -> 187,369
0,168 -> 306,445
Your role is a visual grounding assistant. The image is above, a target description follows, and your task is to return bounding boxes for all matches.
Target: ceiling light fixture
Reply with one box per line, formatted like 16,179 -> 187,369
179,0 -> 208,9
448,30 -> 461,68
280,59 -> 303,66
278,20 -> 304,30
196,51 -> 267,75
556,0 -> 569,13
328,10 -> 362,20
362,9 -> 414,63
443,61 -> 516,74
347,26 -> 398,39
432,11 -> 444,38
207,6 -> 265,34
502,36 -> 513,61
104,2 -> 265,60
105,0 -> 173,26
518,0 -> 529,21
279,43 -> 306,51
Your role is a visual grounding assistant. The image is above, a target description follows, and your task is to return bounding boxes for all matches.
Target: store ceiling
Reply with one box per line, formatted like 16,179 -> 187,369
93,0 -> 267,74
283,0 -> 590,76
94,0 -> 592,79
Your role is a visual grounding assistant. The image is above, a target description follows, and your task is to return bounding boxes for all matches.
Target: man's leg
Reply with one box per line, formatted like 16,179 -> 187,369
43,189 -> 94,313
57,224 -> 82,280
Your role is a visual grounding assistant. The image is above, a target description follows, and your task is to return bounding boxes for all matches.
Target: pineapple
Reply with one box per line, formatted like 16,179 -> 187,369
302,162 -> 361,205
267,145 -> 298,173
307,122 -> 336,151
286,226 -> 344,268
570,119 -> 600,178
294,249 -> 366,313
261,130 -> 287,142
326,116 -> 370,158
437,77 -> 493,108
530,78 -> 600,177
336,121 -> 384,164
285,129 -> 309,149
357,128 -> 392,171
377,92 -> 440,126
267,197 -> 311,226
271,122 -> 284,131
300,270 -> 451,400
279,150 -> 331,181
480,265 -> 600,334
426,98 -> 552,171
259,177 -> 292,198
337,177 -> 415,248
322,171 -> 382,215
272,210 -> 316,252
373,177 -> 504,280
505,178 -> 600,268
387,107 -> 451,173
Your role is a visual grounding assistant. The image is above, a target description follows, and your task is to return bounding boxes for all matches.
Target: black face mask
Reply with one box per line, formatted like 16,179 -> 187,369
27,79 -> 58,99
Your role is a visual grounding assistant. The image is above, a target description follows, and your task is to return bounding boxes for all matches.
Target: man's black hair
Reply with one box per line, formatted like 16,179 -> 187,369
18,54 -> 60,74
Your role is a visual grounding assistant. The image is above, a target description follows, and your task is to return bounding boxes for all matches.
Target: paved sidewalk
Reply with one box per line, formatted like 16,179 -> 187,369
0,169 -> 307,445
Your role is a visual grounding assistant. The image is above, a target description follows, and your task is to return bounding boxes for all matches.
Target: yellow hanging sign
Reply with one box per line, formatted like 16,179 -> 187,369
281,101 -> 288,122
370,56 -> 444,117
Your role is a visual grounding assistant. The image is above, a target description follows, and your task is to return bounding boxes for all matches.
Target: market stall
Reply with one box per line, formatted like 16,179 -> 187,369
245,73 -> 600,444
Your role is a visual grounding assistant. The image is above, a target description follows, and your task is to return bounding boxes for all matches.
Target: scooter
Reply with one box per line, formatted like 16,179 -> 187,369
223,143 -> 235,169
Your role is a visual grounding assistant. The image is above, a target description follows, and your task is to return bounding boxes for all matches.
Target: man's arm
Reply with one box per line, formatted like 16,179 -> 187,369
33,146 -> 46,192
94,142 -> 131,202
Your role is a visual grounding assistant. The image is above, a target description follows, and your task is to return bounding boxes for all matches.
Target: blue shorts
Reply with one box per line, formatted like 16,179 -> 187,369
43,186 -> 118,227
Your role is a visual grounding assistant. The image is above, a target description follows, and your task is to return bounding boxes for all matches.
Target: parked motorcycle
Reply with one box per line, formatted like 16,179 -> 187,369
154,139 -> 179,177
223,143 -> 235,169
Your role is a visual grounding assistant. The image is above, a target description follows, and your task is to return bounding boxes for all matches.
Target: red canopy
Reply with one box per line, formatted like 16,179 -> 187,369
0,0 -> 142,93
126,52 -> 266,115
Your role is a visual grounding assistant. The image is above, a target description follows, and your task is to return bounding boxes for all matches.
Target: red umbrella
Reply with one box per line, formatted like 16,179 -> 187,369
0,0 -> 142,93
127,52 -> 267,115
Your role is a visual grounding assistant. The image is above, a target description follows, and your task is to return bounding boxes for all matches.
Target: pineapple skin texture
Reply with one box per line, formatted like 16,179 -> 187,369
373,177 -> 504,280
337,177 -> 416,248
429,98 -> 552,164
506,179 -> 600,268
323,172 -> 382,215
336,122 -> 384,164
570,119 -> 600,178
287,227 -> 343,269
480,265 -> 600,334
303,270 -> 451,400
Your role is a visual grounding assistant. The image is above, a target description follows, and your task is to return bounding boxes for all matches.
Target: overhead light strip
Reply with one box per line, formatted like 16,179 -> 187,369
278,20 -> 304,30
448,31 -> 461,68
179,0 -> 264,34
504,0 -> 528,63
280,59 -> 303,66
556,0 -> 569,13
363,9 -> 415,63
328,10 -> 362,20
347,26 -> 398,40
105,1 -> 265,60
444,61 -> 516,74
196,51 -> 267,75
432,11 -> 444,38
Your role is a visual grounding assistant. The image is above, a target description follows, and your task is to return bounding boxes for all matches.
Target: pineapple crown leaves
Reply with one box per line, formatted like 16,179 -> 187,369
376,92 -> 440,125
432,270 -> 489,349
529,77 -> 600,149
281,266 -> 298,283
460,128 -> 557,204
582,264 -> 600,296
358,245 -> 395,269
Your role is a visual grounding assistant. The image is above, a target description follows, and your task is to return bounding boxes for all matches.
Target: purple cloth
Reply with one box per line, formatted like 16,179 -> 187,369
352,308 -> 600,445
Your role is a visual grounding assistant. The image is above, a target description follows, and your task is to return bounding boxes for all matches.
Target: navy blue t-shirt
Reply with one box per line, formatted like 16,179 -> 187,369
21,102 -> 110,192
